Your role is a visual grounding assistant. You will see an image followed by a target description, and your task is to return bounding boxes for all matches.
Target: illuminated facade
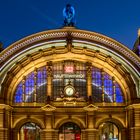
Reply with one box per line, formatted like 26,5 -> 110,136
0,26 -> 140,140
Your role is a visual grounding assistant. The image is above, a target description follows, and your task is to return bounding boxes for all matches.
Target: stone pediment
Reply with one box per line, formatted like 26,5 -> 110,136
83,104 -> 98,111
41,104 -> 56,112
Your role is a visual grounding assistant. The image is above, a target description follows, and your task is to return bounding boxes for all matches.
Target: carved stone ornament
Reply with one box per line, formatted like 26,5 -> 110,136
83,104 -> 98,111
41,104 -> 56,112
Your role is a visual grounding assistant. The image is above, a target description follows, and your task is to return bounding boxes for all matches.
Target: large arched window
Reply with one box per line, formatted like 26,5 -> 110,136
14,61 -> 124,103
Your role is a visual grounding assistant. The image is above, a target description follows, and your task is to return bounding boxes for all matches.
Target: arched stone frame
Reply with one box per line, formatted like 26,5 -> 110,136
12,117 -> 45,140
55,117 -> 86,129
95,117 -> 126,140
0,28 -> 139,105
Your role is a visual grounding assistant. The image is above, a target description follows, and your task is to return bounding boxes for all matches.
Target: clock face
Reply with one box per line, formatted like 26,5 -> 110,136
65,86 -> 75,96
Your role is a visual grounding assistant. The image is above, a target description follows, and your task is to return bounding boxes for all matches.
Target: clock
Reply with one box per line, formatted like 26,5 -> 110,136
65,86 -> 75,96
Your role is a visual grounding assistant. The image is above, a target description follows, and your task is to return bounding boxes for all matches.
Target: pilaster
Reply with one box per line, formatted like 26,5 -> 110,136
86,129 -> 98,140
127,104 -> 140,140
81,129 -> 87,140
47,61 -> 53,98
40,129 -> 58,140
86,62 -> 92,99
0,104 -> 13,140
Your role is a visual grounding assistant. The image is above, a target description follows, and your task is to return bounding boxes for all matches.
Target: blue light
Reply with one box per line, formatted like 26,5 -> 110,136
63,4 -> 75,26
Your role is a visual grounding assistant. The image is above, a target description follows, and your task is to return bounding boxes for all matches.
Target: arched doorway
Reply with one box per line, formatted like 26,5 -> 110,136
59,122 -> 81,140
98,122 -> 119,140
19,122 -> 40,140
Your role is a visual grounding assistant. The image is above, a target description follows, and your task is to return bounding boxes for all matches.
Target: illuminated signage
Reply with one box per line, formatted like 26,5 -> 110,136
54,74 -> 85,78
65,66 -> 74,73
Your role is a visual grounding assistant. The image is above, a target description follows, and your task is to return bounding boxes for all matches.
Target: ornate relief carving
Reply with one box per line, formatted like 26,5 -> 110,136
41,104 -> 56,112
83,104 -> 98,111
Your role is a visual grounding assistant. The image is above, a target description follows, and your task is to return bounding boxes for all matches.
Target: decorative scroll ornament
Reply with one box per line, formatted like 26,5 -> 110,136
83,104 -> 98,111
41,104 -> 56,111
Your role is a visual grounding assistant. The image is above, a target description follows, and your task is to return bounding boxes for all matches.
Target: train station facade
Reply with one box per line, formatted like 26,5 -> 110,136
0,26 -> 140,140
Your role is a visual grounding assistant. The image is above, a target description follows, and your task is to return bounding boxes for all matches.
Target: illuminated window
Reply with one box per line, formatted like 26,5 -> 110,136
14,82 -> 23,103
104,74 -> 113,102
36,67 -> 47,103
92,66 -> 124,103
14,61 -> 124,103
92,68 -> 102,102
52,60 -> 86,100
25,72 -> 34,102
14,66 -> 47,103
115,82 -> 123,103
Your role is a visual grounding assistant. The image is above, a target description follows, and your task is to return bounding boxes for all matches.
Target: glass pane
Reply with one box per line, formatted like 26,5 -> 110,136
53,61 -> 87,100
59,122 -> 81,140
20,122 -> 40,140
99,122 -> 119,140
36,67 -> 47,103
14,82 -> 23,103
115,82 -> 124,103
92,67 -> 102,102
92,67 -> 124,103
25,72 -> 34,102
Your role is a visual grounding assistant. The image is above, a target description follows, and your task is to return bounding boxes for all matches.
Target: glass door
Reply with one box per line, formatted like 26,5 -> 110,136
59,122 -> 81,140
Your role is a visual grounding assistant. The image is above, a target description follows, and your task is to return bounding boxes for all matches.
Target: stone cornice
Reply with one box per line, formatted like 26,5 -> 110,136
0,104 -> 13,110
126,104 -> 140,109
0,28 -> 140,72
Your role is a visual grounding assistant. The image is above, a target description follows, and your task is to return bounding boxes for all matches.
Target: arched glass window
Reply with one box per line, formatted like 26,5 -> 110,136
53,60 -> 87,100
14,61 -> 124,103
92,67 -> 124,103
19,122 -> 40,140
99,122 -> 119,140
14,66 -> 47,103
59,122 -> 81,140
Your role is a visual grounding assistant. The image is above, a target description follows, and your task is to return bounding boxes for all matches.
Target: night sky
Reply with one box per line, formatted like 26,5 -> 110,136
0,0 -> 140,49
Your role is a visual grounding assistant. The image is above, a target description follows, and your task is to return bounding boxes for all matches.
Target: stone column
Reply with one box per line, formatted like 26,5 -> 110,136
86,62 -> 92,100
86,129 -> 98,140
121,128 -> 126,140
52,129 -> 59,140
34,68 -> 37,103
127,104 -> 140,140
40,129 -> 58,140
46,61 -> 53,100
0,104 -> 12,140
81,129 -> 87,140
40,110 -> 57,140
11,129 -> 19,140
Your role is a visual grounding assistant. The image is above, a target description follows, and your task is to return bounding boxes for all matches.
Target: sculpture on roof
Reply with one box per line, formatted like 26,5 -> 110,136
63,4 -> 75,26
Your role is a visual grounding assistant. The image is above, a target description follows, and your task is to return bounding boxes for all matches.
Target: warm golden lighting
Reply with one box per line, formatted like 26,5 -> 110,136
0,26 -> 139,140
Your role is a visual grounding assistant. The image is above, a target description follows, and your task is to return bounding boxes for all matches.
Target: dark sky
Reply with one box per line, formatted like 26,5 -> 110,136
0,0 -> 140,49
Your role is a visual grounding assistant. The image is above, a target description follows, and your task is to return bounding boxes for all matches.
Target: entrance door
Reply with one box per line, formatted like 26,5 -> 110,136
99,122 -> 119,140
59,122 -> 81,140
19,122 -> 40,140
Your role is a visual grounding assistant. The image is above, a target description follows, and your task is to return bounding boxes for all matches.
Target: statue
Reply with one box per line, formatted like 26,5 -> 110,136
63,4 -> 75,26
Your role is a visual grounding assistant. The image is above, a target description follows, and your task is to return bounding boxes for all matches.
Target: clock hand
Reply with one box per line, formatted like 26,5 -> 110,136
68,89 -> 72,95
68,89 -> 71,94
